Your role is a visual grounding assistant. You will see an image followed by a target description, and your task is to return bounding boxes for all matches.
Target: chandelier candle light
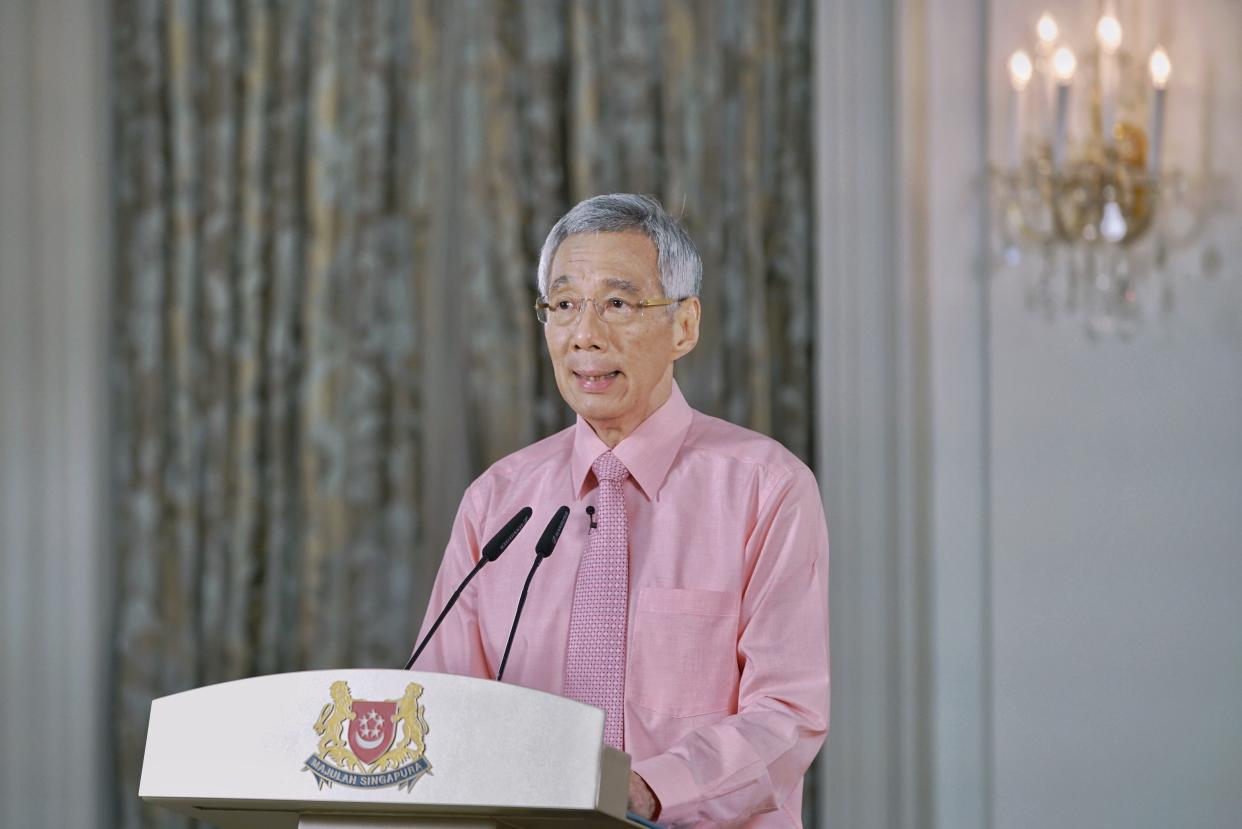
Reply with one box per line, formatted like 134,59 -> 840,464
1097,13 -> 1122,140
1036,12 -> 1059,136
1051,45 -> 1076,170
992,9 -> 1210,339
1008,50 -> 1032,166
1148,46 -> 1171,177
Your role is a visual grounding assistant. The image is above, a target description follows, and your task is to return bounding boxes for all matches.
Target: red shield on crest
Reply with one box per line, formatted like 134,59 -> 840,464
348,700 -> 397,766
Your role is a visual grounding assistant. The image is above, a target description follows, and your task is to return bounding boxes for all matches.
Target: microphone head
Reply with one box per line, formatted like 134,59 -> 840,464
482,506 -> 533,562
535,505 -> 572,558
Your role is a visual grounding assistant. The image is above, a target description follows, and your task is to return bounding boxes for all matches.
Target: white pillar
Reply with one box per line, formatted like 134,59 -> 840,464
814,0 -> 991,827
0,1 -> 111,827
814,1 -> 943,827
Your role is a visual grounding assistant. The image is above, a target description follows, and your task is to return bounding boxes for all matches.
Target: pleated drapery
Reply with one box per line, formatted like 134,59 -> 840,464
109,2 -> 814,826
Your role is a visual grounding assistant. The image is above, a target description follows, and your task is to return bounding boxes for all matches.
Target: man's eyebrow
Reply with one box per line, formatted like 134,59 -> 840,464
601,277 -> 641,294
547,275 -> 643,294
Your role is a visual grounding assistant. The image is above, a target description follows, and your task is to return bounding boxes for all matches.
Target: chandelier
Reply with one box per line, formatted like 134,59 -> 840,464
992,9 -> 1214,339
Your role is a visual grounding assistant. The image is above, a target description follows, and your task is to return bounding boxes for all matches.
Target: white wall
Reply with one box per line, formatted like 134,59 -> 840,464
816,1 -> 1242,827
0,1 -> 111,827
986,2 -> 1242,827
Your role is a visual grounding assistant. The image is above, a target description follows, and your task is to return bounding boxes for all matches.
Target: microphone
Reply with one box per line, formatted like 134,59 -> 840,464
404,506 -> 533,670
535,504 -> 572,558
586,504 -> 596,530
496,505 -> 571,682
482,505 -> 534,562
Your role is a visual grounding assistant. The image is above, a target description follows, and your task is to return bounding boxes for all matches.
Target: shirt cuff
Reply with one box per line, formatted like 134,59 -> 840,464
631,752 -> 699,823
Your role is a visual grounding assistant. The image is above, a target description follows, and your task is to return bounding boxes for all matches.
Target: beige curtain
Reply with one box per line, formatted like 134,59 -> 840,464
109,1 -> 813,826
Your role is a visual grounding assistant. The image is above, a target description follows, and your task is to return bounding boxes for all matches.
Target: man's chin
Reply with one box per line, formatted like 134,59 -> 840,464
572,397 -> 623,422
566,392 -> 632,428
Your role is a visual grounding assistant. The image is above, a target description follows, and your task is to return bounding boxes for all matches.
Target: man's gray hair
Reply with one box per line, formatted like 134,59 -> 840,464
537,194 -> 703,299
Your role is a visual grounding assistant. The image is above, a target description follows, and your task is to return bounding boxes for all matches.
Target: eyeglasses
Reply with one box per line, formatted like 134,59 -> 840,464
534,294 -> 689,326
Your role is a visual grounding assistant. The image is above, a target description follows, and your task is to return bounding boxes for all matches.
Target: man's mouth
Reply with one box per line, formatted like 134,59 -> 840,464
573,370 -> 621,392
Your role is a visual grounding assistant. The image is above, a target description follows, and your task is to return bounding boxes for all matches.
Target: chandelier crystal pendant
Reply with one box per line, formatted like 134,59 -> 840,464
992,8 -> 1214,339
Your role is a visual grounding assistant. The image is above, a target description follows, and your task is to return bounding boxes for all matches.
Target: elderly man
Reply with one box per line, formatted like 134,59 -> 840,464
415,194 -> 829,827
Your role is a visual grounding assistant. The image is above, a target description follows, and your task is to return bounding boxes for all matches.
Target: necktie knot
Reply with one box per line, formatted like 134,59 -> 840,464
591,451 -> 629,485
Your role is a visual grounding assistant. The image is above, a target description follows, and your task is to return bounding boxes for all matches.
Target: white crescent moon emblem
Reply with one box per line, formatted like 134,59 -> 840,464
354,728 -> 387,750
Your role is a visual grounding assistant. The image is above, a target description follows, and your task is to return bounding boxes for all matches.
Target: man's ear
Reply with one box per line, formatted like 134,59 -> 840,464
671,297 -> 701,360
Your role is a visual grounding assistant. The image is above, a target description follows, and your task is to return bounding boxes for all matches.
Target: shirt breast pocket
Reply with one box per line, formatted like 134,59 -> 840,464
629,587 -> 740,717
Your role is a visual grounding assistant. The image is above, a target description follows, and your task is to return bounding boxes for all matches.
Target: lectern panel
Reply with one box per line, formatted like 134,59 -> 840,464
140,670 -> 631,828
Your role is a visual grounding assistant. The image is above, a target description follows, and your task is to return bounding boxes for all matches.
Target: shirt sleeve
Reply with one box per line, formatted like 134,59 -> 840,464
409,481 -> 494,679
631,465 -> 831,827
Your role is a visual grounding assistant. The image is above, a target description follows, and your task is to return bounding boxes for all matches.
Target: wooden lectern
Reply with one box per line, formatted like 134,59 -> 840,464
140,670 -> 634,829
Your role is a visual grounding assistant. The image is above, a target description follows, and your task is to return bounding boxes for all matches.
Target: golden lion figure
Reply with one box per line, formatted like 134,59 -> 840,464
313,680 -> 363,772
371,682 -> 430,773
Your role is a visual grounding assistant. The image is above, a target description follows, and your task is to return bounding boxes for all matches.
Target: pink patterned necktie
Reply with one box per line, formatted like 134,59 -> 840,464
564,451 -> 631,749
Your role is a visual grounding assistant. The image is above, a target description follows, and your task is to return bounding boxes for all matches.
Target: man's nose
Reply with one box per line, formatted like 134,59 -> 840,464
571,301 -> 607,350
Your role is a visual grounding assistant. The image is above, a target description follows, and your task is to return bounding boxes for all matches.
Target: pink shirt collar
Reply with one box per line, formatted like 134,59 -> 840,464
570,380 -> 694,501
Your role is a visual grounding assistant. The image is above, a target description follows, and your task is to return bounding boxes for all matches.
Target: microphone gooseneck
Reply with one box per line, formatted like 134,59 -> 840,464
405,557 -> 486,670
497,505 -> 571,682
404,505 -> 533,670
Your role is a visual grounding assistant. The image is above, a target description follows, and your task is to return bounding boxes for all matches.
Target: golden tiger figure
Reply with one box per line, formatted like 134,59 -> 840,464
371,682 -> 430,773
313,680 -> 363,772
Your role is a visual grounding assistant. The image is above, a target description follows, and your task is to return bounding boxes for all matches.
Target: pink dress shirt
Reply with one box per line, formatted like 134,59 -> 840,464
414,381 -> 830,827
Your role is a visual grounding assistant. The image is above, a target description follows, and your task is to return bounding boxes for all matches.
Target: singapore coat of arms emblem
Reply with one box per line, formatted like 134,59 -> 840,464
303,680 -> 432,791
